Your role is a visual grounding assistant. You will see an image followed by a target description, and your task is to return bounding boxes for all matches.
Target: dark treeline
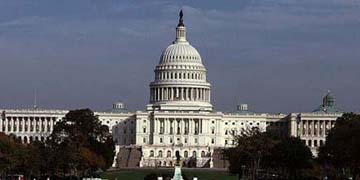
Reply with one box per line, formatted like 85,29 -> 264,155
0,109 -> 115,180
225,113 -> 360,180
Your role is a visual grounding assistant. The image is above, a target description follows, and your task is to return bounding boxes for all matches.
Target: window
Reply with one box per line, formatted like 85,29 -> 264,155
150,150 -> 154,157
232,122 -> 235,125
225,140 -> 228,145
308,140 -> 312,147
211,138 -> 215,144
225,122 -> 228,125
167,150 -> 171,157
158,150 -> 163,157
143,138 -> 146,143
201,151 -> 206,157
170,138 -> 173,143
194,138 -> 198,144
225,130 -> 228,135
212,121 -> 215,124
143,127 -> 146,133
192,151 -> 197,157
160,138 -> 163,143
185,138 -> 188,143
184,151 -> 188,158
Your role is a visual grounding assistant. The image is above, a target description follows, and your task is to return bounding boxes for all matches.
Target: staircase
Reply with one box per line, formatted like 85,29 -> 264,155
127,147 -> 142,167
212,148 -> 229,169
115,146 -> 142,168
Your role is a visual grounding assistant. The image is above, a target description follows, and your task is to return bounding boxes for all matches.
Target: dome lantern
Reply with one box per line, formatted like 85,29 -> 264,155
174,10 -> 187,44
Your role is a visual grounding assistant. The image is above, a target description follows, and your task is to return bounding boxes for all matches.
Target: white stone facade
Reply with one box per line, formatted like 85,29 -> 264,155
0,11 -> 344,168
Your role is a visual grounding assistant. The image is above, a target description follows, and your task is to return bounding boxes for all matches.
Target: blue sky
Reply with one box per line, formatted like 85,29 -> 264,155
0,0 -> 359,113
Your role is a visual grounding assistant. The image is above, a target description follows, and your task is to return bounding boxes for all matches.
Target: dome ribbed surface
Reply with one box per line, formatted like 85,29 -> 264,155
159,43 -> 202,64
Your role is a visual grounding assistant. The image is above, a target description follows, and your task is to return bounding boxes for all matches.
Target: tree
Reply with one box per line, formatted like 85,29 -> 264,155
46,109 -> 115,178
318,113 -> 360,179
271,137 -> 313,179
224,127 -> 278,180
0,132 -> 31,177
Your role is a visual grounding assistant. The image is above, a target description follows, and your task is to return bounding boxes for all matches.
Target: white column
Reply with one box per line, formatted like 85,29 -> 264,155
190,88 -> 193,100
165,118 -> 169,134
154,118 -> 158,134
50,118 -> 54,132
162,88 -> 165,101
175,88 -> 179,99
16,117 -> 19,132
5,118 -> 8,132
184,88 -> 187,100
181,119 -> 185,134
311,121 -> 315,137
208,89 -> 211,102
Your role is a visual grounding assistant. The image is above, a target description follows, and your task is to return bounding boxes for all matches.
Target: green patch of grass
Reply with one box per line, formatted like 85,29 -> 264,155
101,169 -> 238,180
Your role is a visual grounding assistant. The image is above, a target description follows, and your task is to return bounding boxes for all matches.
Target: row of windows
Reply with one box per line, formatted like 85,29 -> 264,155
162,55 -> 199,61
156,137 -> 215,144
156,64 -> 202,70
149,150 -> 209,158
224,121 -> 261,126
155,71 -> 205,80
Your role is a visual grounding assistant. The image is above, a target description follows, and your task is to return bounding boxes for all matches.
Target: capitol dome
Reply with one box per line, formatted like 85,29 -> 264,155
159,43 -> 202,64
147,10 -> 212,112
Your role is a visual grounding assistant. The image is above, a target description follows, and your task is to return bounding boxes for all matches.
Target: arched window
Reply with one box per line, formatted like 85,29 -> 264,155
158,150 -> 163,157
150,150 -> 154,157
167,150 -> 171,157
192,151 -> 197,157
201,151 -> 206,157
308,140 -> 312,147
184,151 -> 188,158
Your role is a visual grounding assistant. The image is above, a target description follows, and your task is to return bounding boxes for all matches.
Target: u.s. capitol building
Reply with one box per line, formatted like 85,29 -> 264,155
0,11 -> 343,168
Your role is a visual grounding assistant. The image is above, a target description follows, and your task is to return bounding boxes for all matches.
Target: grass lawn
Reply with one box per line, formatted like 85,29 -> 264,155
101,168 -> 238,180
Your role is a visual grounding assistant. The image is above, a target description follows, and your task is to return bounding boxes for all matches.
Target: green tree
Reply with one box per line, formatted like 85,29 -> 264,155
271,137 -> 313,179
224,127 -> 278,180
47,109 -> 115,178
318,113 -> 360,179
0,132 -> 31,177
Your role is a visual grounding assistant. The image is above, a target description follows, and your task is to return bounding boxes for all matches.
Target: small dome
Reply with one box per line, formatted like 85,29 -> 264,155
159,43 -> 202,64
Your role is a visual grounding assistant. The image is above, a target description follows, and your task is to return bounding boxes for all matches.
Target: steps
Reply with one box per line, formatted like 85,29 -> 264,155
116,146 -> 142,168
212,148 -> 229,169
